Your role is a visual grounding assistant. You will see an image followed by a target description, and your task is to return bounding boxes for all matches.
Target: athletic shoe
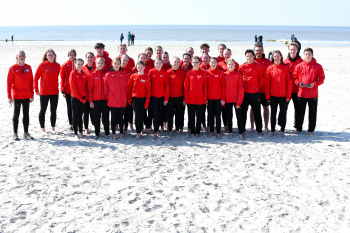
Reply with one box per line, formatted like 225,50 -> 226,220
69,127 -> 73,132
13,133 -> 19,141
23,132 -> 33,139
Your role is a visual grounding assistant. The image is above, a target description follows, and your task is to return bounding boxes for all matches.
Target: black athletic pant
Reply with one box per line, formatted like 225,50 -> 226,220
93,100 -> 109,136
84,100 -> 94,129
13,99 -> 30,134
111,107 -> 125,134
145,108 -> 152,128
226,103 -> 244,134
39,95 -> 58,128
181,105 -> 185,130
208,99 -> 222,133
296,97 -> 318,132
221,106 -> 227,126
65,94 -> 73,125
123,103 -> 132,131
241,92 -> 263,133
270,96 -> 287,132
167,96 -> 184,132
71,97 -> 85,135
201,104 -> 207,128
161,105 -> 167,127
132,97 -> 146,134
150,96 -> 165,133
188,104 -> 205,135
281,92 -> 298,128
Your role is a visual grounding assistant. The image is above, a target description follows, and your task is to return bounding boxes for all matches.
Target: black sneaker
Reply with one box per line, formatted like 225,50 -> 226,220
23,132 -> 33,139
69,127 -> 73,132
13,133 -> 19,141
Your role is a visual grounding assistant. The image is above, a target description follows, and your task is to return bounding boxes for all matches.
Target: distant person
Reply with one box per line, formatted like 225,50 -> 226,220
258,35 -> 263,45
254,35 -> 257,43
131,33 -> 135,45
291,34 -> 295,41
120,33 -> 124,43
7,50 -> 34,140
293,38 -> 301,55
127,31 -> 131,46
6,39 -> 7,42
11,35 -> 13,42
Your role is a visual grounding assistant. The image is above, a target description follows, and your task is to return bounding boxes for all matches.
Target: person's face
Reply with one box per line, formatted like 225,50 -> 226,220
254,47 -> 264,58
289,46 -> 298,58
146,50 -> 153,60
96,47 -> 104,56
172,58 -> 180,70
201,47 -> 209,54
16,52 -> 26,63
47,51 -> 55,63
192,59 -> 200,69
162,54 -> 169,64
155,47 -> 163,57
121,57 -> 129,68
224,50 -> 232,60
273,53 -> 282,65
183,55 -> 191,65
246,53 -> 254,64
202,54 -> 210,65
209,59 -> 217,70
304,51 -> 313,62
96,59 -> 105,70
227,61 -> 235,71
68,52 -> 76,61
119,46 -> 127,55
187,48 -> 194,57
155,59 -> 163,70
219,45 -> 226,56
75,61 -> 84,70
86,54 -> 94,64
139,55 -> 147,64
137,64 -> 145,73
112,59 -> 121,70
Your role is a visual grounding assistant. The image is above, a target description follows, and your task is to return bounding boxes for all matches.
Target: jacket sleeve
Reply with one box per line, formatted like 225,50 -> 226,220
7,67 -> 14,99
127,77 -> 133,105
221,73 -> 226,102
203,72 -> 208,105
286,67 -> 292,100
164,73 -> 170,102
294,65 -> 301,86
238,65 -> 243,76
184,73 -> 190,104
258,65 -> 264,89
235,62 -> 239,71
88,73 -> 94,102
29,66 -> 34,98
69,73 -> 83,102
34,64 -> 42,93
314,65 -> 325,87
265,67 -> 272,100
237,74 -> 244,107
104,75 -> 109,101
59,64 -> 66,93
145,78 -> 151,109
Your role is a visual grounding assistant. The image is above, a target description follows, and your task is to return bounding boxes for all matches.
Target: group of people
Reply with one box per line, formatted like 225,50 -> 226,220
120,32 -> 135,46
7,41 -> 325,141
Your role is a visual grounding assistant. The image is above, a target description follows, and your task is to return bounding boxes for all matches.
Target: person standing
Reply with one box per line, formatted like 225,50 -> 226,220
127,31 -> 131,46
94,43 -> 112,72
7,50 -> 34,140
120,33 -> 124,43
294,48 -> 325,135
179,47 -> 194,67
294,38 -> 302,55
34,49 -> 61,135
131,33 -> 135,45
217,44 -> 226,63
11,35 -> 14,42
82,52 -> 96,132
258,35 -> 263,45
121,54 -> 134,132
118,43 -> 135,69
145,47 -> 155,68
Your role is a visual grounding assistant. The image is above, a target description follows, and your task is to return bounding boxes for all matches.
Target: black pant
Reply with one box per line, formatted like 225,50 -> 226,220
167,96 -> 184,131
161,105 -> 167,127
111,107 -> 125,134
241,92 -> 263,133
188,104 -> 205,135
150,96 -> 164,133
201,105 -> 207,127
128,38 -> 131,46
221,106 -> 227,126
71,97 -> 85,135
124,103 -> 132,131
296,97 -> 318,132
208,99 -> 222,133
13,99 -> 30,134
282,92 -> 298,128
84,101 -> 94,129
39,95 -> 58,128
270,96 -> 287,132
131,39 -> 134,45
226,102 -> 244,134
181,105 -> 185,130
65,94 -> 73,125
93,100 -> 109,136
132,97 -> 146,133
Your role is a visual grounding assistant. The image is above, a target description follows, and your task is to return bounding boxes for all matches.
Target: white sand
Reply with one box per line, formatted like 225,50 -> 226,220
0,43 -> 349,232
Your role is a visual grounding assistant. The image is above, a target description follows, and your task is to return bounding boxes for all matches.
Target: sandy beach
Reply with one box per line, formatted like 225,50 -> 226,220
1,43 -> 350,232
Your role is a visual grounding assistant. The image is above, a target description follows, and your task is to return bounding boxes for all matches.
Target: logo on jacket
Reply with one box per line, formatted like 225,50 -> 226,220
215,75 -> 219,77
141,79 -> 145,82
160,75 -> 163,77
46,70 -> 50,72
16,70 -> 19,72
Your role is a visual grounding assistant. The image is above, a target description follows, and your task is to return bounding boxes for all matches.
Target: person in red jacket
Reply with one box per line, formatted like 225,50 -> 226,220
199,53 -> 211,132
199,43 -> 210,63
179,53 -> 193,73
217,44 -> 226,63
160,51 -> 172,131
34,49 -> 61,134
294,48 -> 325,135
69,58 -> 89,139
265,50 -> 292,137
105,58 -> 129,140
223,59 -> 245,139
250,44 -> 271,133
155,46 -> 163,59
132,53 -> 152,75
127,61 -> 151,139
88,57 -> 108,139
283,42 -> 303,129
121,54 -> 134,132
206,57 -> 225,139
60,49 -> 76,131
179,47 -> 194,67
94,43 -> 112,72
238,49 -> 264,136
7,50 -> 34,140
218,49 -> 239,72
167,56 -> 186,136
162,52 -> 172,71
145,47 -> 155,68
184,56 -> 208,138
147,58 -> 169,139
118,43 -> 135,69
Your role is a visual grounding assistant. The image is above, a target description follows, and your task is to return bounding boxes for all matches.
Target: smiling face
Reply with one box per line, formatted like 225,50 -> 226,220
75,60 -> 84,70
304,51 -> 313,62
119,45 -> 127,55
227,60 -> 235,71
112,59 -> 121,71
186,48 -> 194,58
224,49 -> 232,60
246,52 -> 254,64
183,55 -> 191,66
273,53 -> 282,65
172,57 -> 180,70
139,54 -> 147,64
121,56 -> 129,68
86,54 -> 94,64
218,45 -> 226,56
137,63 -> 145,73
155,47 -> 163,58
96,58 -> 105,70
209,59 -> 217,70
155,59 -> 163,70
96,47 -> 104,56
254,47 -> 264,59
47,51 -> 55,63
192,58 -> 200,70
68,52 -> 76,61
146,50 -> 153,61
289,45 -> 298,59
16,51 -> 26,64
162,53 -> 169,64
201,47 -> 209,54
202,54 -> 210,65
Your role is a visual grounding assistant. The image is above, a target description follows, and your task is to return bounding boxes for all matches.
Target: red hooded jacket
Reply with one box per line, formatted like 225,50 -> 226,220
148,68 -> 170,101
95,51 -> 112,72
167,68 -> 186,98
7,63 -> 34,100
162,63 -> 172,71
69,69 -> 89,103
238,62 -> 264,94
184,69 -> 208,105
34,61 -> 61,95
127,74 -> 151,108
179,63 -> 193,73
293,58 -> 325,98
254,57 -> 271,93
218,61 -> 239,72
265,63 -> 292,100
88,69 -> 107,102
284,56 -> 303,93
223,70 -> 244,107
145,59 -> 155,68
60,60 -> 74,94
217,56 -> 225,63
206,68 -> 225,100
118,54 -> 135,69
104,69 -> 128,108
82,63 -> 97,75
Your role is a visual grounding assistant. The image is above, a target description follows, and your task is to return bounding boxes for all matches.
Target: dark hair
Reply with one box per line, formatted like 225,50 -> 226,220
74,58 -> 84,64
155,57 -> 163,63
145,47 -> 153,53
138,53 -> 147,59
200,43 -> 210,49
304,47 -> 313,55
136,61 -> 145,66
245,49 -> 255,56
210,57 -> 218,62
270,50 -> 284,64
162,51 -> 169,55
254,44 -> 263,49
67,49 -> 76,57
192,56 -> 200,63
183,52 -> 191,59
94,43 -> 105,49
224,48 -> 232,53
112,57 -> 121,63
218,44 -> 226,50
85,52 -> 94,58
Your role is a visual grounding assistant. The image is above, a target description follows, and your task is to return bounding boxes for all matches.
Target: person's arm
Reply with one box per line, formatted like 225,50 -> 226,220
104,74 -> 109,101
220,73 -> 226,104
294,65 -> 302,87
59,64 -> 66,94
265,67 -> 271,101
127,76 -> 133,106
184,73 -> 190,104
145,78 -> 151,109
237,75 -> 244,108
313,65 -> 325,87
88,73 -> 94,102
203,72 -> 208,105
7,67 -> 14,103
164,73 -> 169,102
29,67 -> 34,101
69,73 -> 84,103
34,64 -> 42,95
258,65 -> 264,89
286,67 -> 292,101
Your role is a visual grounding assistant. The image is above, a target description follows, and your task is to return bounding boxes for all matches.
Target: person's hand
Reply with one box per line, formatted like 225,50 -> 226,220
35,92 -> 40,96
90,102 -> 94,108
30,97 -> 34,102
144,104 -> 149,109
308,83 -> 314,88
267,100 -> 270,103
8,98 -> 13,105
236,105 -> 240,109
183,101 -> 186,106
62,93 -> 66,98
164,101 -> 168,106
221,100 -> 225,106
287,99 -> 290,102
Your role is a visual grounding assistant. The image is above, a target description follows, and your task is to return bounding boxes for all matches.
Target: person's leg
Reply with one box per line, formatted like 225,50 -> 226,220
49,95 -> 59,128
110,107 -> 117,135
65,94 -> 73,126
146,97 -> 155,129
151,97 -> 160,133
167,97 -> 175,132
291,93 -> 298,128
84,101 -> 90,130
71,97 -> 79,135
123,104 -> 129,131
39,95 -> 50,129
133,98 -> 141,134
296,97 -> 307,132
250,108 -> 255,131
278,97 -> 287,133
241,93 -> 250,133
214,99 -> 222,134
188,104 -> 195,135
308,98 -> 318,133
270,96 -> 278,133
181,105 -> 185,131
221,106 -> 227,126
155,97 -> 164,133
175,97 -> 184,131
102,100 -> 110,136
207,99 -> 215,133
195,105 -> 204,135
226,103 -> 234,133
22,99 -> 30,133
77,100 -> 84,134
260,93 -> 269,132
201,104 -> 207,128
250,93 -> 263,134
90,103 -> 94,128
233,103 -> 244,136
93,100 -> 102,136
12,99 -> 22,134
118,107 -> 126,134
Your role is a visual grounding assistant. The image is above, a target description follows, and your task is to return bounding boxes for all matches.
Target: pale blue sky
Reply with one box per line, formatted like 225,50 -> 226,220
1,0 -> 349,26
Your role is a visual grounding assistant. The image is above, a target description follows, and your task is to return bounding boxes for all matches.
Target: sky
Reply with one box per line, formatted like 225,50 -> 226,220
1,0 -> 349,27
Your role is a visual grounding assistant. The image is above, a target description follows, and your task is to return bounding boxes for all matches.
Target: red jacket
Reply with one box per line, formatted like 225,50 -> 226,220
34,61 -> 61,95
7,63 -> 34,100
167,68 -> 186,98
145,59 -> 155,68
127,74 -> 151,108
60,60 -> 74,94
95,51 -> 112,72
284,56 -> 303,93
238,62 -> 264,94
217,56 -> 225,63
184,69 -> 208,105
179,63 -> 193,73
149,68 -> 170,101
265,63 -> 292,100
82,63 -> 96,75
118,54 -> 135,69
254,57 -> 271,93
132,65 -> 152,76
162,63 -> 172,71
88,69 -> 107,102
200,63 -> 210,71
199,55 -> 211,64
223,70 -> 244,107
293,58 -> 325,98
104,70 -> 128,108
69,69 -> 89,103
206,68 -> 225,100
218,61 -> 239,72
179,60 -> 192,68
